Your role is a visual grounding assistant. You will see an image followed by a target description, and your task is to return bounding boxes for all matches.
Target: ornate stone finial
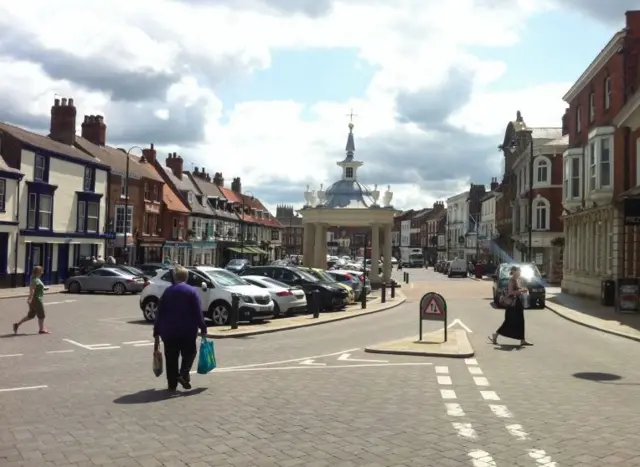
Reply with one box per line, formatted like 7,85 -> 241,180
382,185 -> 393,207
370,184 -> 380,206
316,184 -> 326,206
516,110 -> 523,122
304,185 -> 313,206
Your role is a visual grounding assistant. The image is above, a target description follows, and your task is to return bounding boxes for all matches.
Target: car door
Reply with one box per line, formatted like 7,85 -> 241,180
187,270 -> 211,312
83,269 -> 105,290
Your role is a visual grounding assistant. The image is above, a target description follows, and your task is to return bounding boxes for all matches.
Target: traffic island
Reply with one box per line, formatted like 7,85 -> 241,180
204,291 -> 407,338
364,329 -> 474,358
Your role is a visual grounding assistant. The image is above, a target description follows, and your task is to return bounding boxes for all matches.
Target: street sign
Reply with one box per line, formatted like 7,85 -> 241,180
418,292 -> 448,342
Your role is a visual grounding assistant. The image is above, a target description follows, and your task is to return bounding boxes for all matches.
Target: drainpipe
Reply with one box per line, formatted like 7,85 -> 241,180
13,177 -> 21,287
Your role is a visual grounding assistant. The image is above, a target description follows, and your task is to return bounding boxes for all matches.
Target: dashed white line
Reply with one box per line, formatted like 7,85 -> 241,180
528,449 -> 557,466
468,449 -> 497,467
444,403 -> 465,417
437,375 -> 452,385
473,376 -> 490,387
480,390 -> 500,401
489,404 -> 513,418
440,389 -> 457,399
123,340 -> 152,345
45,350 -> 74,354
133,343 -> 155,347
0,354 -> 22,358
0,385 -> 48,393
435,366 -> 449,374
452,422 -> 477,440
468,366 -> 483,375
506,424 -> 530,441
464,358 -> 478,365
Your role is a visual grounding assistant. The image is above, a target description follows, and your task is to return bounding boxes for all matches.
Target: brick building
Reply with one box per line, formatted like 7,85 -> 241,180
421,202 -> 445,264
561,10 -> 640,298
276,205 -> 303,256
410,208 -> 430,249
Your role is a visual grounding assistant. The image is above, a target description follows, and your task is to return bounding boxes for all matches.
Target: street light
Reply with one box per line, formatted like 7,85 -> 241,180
123,146 -> 143,264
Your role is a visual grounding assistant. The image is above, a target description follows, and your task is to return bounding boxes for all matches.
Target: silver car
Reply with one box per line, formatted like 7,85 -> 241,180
328,269 -> 371,300
65,268 -> 146,295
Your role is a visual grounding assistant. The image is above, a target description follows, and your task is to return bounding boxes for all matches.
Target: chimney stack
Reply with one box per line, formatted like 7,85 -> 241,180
50,96 -> 77,146
490,177 -> 499,191
81,115 -> 107,146
165,152 -> 184,179
231,177 -> 242,194
141,143 -> 156,164
561,108 -> 569,136
213,172 -> 224,186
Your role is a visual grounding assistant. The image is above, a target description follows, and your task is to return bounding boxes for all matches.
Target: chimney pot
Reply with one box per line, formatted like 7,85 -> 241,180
61,97 -> 67,106
68,98 -> 74,106
54,98 -> 60,107
81,112 -> 107,146
150,143 -> 154,150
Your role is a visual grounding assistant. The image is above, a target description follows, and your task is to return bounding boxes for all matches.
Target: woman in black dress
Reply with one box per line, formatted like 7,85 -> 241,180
490,266 -> 532,346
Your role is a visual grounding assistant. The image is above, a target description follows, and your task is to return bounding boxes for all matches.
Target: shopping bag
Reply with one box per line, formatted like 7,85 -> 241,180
197,338 -> 216,374
153,350 -> 163,377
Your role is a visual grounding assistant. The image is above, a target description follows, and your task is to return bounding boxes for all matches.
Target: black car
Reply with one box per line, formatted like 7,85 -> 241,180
240,265 -> 349,311
226,258 -> 250,274
491,263 -> 546,309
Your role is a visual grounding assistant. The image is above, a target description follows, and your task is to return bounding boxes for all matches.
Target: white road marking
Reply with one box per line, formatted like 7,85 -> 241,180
123,340 -> 152,345
452,422 -> 477,440
468,449 -> 497,467
465,358 -> 478,365
45,299 -> 76,305
193,362 -> 433,374
299,359 -> 326,366
528,449 -> 557,466
337,353 -> 388,363
480,390 -> 500,401
436,375 -> 452,385
447,318 -> 473,332
473,376 -> 490,387
444,403 -> 465,417
468,366 -> 483,375
0,354 -> 22,358
45,350 -> 74,354
0,385 -> 48,393
435,366 -> 449,374
62,339 -> 120,350
489,405 -> 513,418
506,424 -> 529,441
440,389 -> 457,399
133,343 -> 155,347
215,348 -> 360,370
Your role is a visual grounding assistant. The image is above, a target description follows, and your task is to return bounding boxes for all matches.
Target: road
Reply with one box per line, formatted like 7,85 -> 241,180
0,268 -> 639,466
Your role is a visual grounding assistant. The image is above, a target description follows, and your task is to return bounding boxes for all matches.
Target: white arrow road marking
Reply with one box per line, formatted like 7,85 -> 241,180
444,403 -> 465,417
123,340 -> 152,345
506,424 -> 529,441
528,449 -> 557,466
465,358 -> 478,365
201,362 -> 433,374
0,354 -> 22,358
337,353 -> 388,363
299,359 -> 326,366
63,339 -> 120,350
468,450 -> 497,467
452,422 -> 477,440
45,299 -> 76,305
215,348 -> 360,370
447,318 -> 473,332
46,350 -> 74,354
489,405 -> 512,418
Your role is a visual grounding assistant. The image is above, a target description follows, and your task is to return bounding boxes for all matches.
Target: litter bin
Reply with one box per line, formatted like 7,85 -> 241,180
475,263 -> 483,279
601,279 -> 615,306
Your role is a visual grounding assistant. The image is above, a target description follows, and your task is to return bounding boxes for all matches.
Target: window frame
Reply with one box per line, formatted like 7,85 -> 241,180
569,156 -> 581,200
345,167 -> 354,179
153,184 -> 159,201
576,106 -> 582,134
586,134 -> 613,192
83,166 -> 95,192
144,182 -> 150,201
38,194 -> 53,230
25,183 -> 57,231
77,201 -> 86,232
533,198 -> 550,231
34,154 -> 47,182
114,205 -> 134,234
86,201 -> 99,233
533,156 -> 551,186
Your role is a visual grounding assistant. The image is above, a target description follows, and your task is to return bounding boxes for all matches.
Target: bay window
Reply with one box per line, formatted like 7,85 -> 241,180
600,138 -> 611,187
585,128 -> 614,192
570,157 -> 581,199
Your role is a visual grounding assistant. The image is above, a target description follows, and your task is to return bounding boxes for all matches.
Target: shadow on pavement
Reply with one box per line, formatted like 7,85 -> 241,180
114,387 -> 207,404
0,332 -> 40,339
492,344 -> 525,351
573,372 -> 622,382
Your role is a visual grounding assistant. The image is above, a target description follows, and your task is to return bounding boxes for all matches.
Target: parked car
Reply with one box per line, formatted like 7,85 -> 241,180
65,268 -> 147,295
140,267 -> 274,324
136,263 -> 167,276
326,269 -> 369,301
298,267 -> 355,304
448,259 -> 467,278
491,263 -> 546,309
226,258 -> 250,274
242,275 -> 307,317
239,266 -> 348,311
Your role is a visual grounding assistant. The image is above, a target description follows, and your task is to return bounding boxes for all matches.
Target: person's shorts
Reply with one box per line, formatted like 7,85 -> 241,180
27,300 -> 45,319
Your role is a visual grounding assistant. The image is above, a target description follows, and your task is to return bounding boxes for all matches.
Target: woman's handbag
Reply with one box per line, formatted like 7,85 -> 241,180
197,337 -> 217,374
499,294 -> 514,307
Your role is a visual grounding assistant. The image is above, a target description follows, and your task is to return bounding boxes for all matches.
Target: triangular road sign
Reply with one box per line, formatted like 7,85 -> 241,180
423,296 -> 444,315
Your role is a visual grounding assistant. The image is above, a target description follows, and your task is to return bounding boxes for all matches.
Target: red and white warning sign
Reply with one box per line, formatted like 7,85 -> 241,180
423,297 -> 443,315
419,292 -> 447,321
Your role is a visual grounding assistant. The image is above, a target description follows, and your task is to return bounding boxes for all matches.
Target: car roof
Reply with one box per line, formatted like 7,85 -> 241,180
242,275 -> 284,286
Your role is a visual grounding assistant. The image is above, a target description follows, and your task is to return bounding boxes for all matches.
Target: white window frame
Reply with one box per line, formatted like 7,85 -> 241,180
83,167 -> 93,191
589,92 -> 595,122
604,76 -> 611,110
586,130 -> 614,192
567,156 -> 581,200
114,205 -> 133,234
34,155 -> 45,181
77,201 -> 86,231
144,182 -> 149,201
588,141 -> 596,191
345,167 -> 353,179
576,106 -> 582,133
87,202 -> 99,232
28,192 -> 36,228
534,156 -> 551,186
39,194 -> 52,230
533,197 -> 550,231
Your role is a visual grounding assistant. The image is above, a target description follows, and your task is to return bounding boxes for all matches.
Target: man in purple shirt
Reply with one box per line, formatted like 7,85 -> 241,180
153,267 -> 208,391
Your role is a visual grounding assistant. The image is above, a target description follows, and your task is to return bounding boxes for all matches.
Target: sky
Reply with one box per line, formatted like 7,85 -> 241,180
0,0 -> 636,214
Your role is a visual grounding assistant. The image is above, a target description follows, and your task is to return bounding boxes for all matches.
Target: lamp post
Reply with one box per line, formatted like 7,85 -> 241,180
123,146 -> 143,264
240,190 -> 255,259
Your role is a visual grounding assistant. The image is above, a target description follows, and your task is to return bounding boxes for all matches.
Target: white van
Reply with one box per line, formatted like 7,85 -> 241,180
448,259 -> 468,278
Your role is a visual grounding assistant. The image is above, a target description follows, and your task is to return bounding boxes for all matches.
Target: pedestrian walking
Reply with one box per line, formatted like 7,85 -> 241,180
490,266 -> 532,347
13,266 -> 49,335
153,266 -> 207,391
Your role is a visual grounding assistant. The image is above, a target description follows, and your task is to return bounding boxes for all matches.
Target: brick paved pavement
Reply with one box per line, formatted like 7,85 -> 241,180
0,284 -> 65,299
1,271 -> 640,466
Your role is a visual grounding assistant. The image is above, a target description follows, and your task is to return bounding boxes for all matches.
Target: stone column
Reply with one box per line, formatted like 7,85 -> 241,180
383,223 -> 392,282
303,223 -> 315,266
314,224 -> 327,268
370,224 -> 381,284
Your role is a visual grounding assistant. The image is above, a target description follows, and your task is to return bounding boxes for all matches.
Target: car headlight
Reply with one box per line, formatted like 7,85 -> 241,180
241,295 -> 254,303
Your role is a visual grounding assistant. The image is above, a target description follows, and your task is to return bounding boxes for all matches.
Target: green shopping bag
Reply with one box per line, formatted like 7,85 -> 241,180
197,337 -> 216,374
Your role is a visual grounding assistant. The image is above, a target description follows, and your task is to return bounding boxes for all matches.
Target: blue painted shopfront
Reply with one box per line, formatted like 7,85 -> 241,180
0,232 -> 8,282
57,243 -> 69,282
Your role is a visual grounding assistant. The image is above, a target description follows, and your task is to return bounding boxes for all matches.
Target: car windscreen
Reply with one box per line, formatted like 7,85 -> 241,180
315,270 -> 337,282
297,270 -> 319,282
122,266 -> 145,276
227,259 -> 247,266
202,269 -> 249,286
499,264 -> 541,280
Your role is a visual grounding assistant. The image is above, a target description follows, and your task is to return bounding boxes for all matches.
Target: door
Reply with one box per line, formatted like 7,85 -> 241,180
187,270 -> 210,312
58,243 -> 69,283
0,232 -> 8,286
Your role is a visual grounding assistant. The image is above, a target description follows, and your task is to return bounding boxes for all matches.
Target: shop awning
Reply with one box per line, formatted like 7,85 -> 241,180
252,247 -> 269,255
228,247 -> 243,253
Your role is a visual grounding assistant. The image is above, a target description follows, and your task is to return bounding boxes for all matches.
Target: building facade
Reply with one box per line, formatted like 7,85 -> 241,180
0,98 -> 110,286
0,156 -> 23,287
561,11 -> 640,297
276,205 -> 303,257
422,202 -> 445,264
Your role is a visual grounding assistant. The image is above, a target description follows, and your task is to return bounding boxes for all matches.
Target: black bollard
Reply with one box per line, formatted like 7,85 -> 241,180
406,272 -> 410,284
230,293 -> 240,329
391,281 -> 396,299
312,291 -> 320,319
381,283 -> 386,303
361,285 -> 367,309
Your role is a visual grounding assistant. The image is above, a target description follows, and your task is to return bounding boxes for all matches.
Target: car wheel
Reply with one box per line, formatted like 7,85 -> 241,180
447,274 -> 452,278
209,301 -> 230,326
273,302 -> 282,318
68,281 -> 81,294
538,301 -> 545,309
142,297 -> 158,322
112,282 -> 126,295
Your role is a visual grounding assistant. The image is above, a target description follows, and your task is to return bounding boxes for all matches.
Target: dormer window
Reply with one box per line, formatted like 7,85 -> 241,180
346,167 -> 354,178
188,192 -> 194,204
